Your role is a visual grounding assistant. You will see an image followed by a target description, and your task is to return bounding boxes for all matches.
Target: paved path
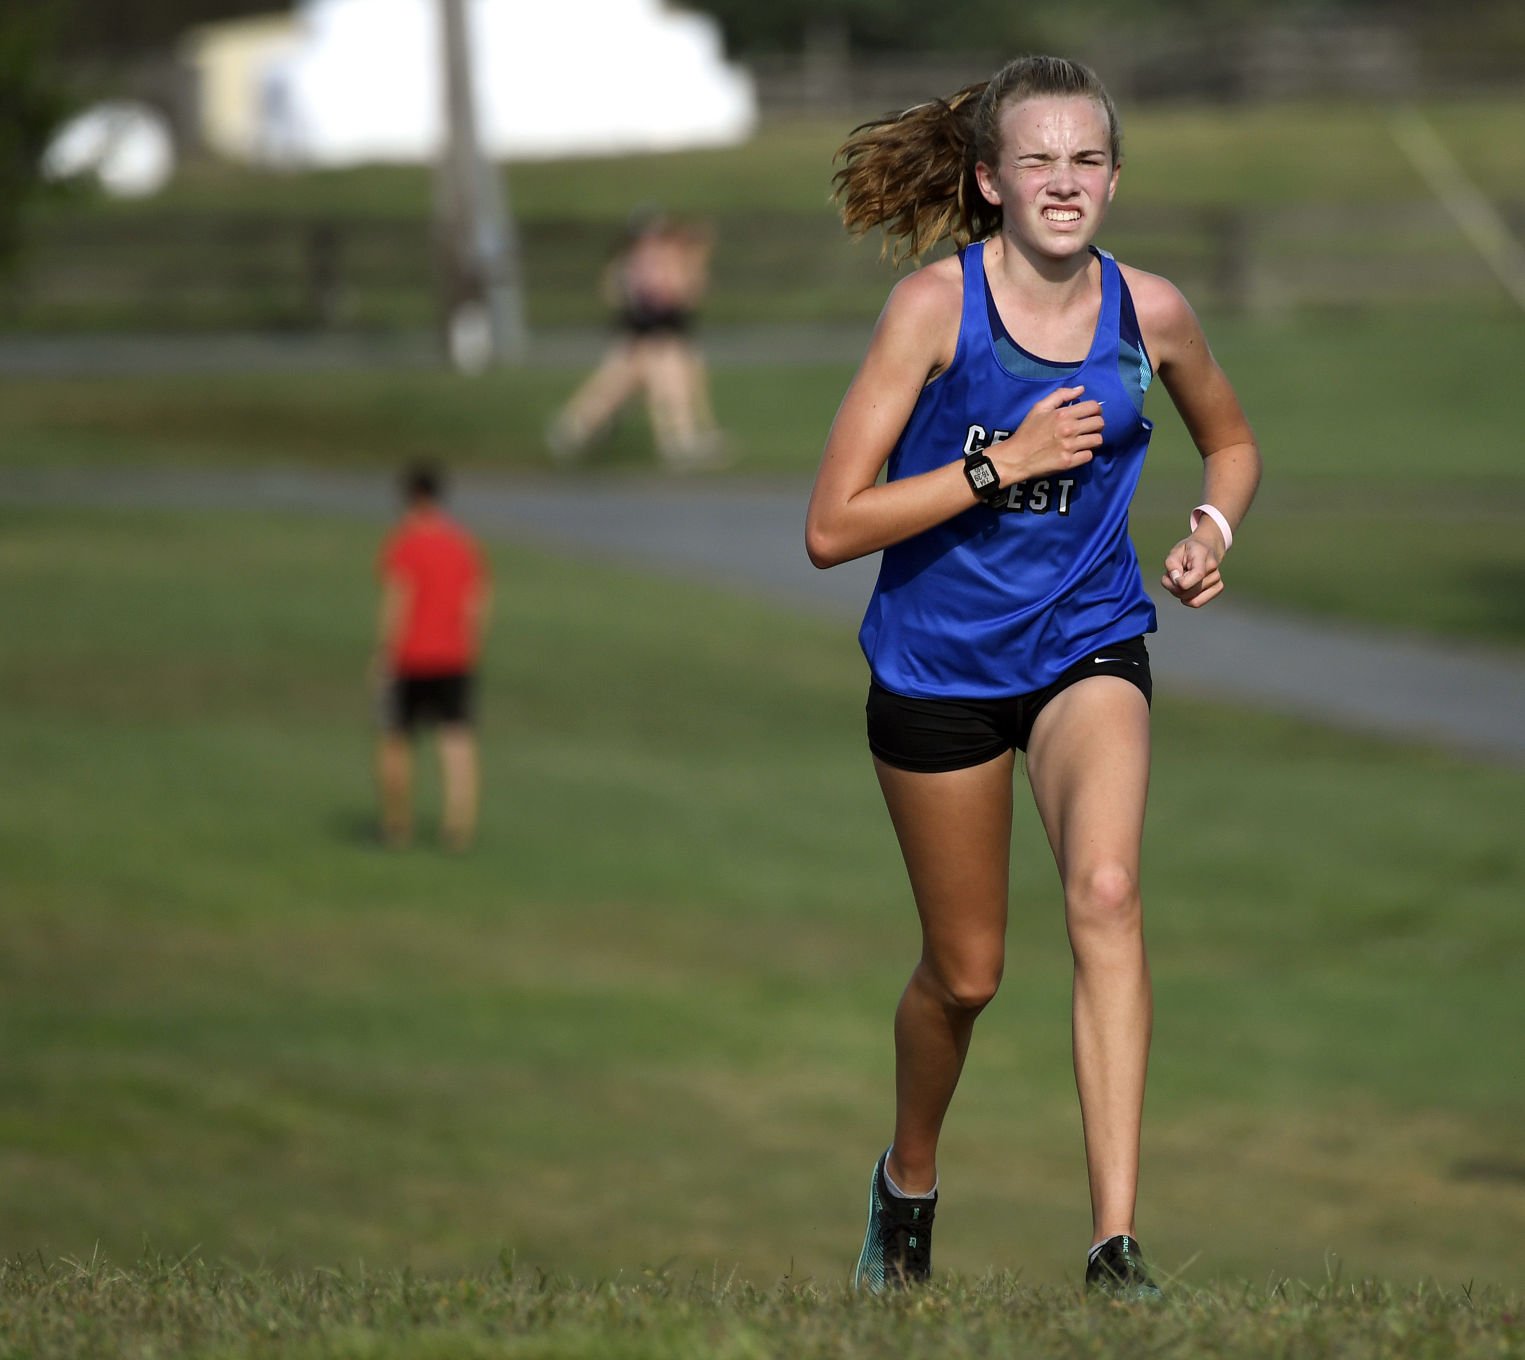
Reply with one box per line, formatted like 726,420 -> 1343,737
0,324 -> 873,377
7,465 -> 1524,767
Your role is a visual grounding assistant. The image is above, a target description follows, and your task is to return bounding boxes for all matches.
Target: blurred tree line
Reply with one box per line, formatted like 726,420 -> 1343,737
696,0 -> 1524,56
40,0 -> 1525,63
48,0 -> 273,60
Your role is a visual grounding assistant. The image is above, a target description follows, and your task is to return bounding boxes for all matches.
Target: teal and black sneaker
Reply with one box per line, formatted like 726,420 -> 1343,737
852,1150 -> 937,1293
1085,1234 -> 1163,1301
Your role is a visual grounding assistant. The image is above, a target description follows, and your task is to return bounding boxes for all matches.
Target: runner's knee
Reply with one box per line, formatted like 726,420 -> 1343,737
920,948 -> 1004,1013
1065,862 -> 1141,937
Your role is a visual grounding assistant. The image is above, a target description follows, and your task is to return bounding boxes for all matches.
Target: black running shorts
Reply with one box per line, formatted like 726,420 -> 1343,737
384,673 -> 475,733
866,637 -> 1152,773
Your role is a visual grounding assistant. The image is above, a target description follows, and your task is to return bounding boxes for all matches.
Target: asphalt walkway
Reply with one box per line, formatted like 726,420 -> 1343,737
0,324 -> 873,377
8,464 -> 1524,767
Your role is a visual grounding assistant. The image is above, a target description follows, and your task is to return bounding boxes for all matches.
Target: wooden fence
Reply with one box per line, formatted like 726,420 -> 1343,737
5,198 -> 1522,336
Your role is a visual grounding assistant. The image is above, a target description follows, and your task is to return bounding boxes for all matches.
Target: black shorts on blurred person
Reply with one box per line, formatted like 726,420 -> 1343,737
384,673 -> 475,733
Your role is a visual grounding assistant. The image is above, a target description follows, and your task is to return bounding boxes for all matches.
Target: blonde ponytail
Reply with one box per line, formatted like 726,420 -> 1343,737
832,81 -> 993,265
832,56 -> 1122,264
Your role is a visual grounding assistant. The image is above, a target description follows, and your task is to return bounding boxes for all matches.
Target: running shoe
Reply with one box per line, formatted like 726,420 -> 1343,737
852,1150 -> 936,1293
1085,1234 -> 1163,1301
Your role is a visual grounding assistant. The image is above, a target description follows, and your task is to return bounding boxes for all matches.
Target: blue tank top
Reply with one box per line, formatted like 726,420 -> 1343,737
858,241 -> 1157,699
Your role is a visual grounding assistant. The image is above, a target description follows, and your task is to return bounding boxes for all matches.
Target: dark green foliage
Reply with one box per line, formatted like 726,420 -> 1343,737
57,0 -> 270,60
0,4 -> 73,270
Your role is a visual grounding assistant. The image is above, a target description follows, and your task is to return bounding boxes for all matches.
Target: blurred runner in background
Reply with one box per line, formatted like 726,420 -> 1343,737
548,210 -> 725,470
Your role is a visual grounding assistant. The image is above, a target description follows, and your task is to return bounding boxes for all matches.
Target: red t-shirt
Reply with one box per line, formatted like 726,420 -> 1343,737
380,511 -> 486,675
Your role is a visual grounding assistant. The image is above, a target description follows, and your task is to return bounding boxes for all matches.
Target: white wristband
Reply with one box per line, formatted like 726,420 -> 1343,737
1190,504 -> 1233,553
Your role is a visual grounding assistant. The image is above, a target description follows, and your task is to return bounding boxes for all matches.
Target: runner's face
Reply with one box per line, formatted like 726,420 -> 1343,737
977,96 -> 1119,259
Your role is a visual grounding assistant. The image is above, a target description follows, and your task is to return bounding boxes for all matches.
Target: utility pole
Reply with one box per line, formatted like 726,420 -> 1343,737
435,0 -> 527,370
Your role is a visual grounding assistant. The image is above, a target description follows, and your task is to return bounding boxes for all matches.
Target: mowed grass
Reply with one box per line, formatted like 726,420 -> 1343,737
3,504 -> 1523,1315
12,93 -> 1525,329
70,95 -> 1524,223
4,304 -> 1524,648
1,1256 -> 1518,1360
7,93 -> 1524,649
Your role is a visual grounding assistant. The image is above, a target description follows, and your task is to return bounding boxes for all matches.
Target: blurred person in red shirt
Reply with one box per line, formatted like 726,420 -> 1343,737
374,462 -> 491,850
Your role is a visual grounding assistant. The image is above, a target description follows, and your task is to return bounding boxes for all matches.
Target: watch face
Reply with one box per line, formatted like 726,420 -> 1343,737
968,459 -> 997,492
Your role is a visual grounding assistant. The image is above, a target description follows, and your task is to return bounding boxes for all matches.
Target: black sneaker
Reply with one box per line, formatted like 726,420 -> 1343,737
853,1150 -> 936,1293
1085,1234 -> 1163,1301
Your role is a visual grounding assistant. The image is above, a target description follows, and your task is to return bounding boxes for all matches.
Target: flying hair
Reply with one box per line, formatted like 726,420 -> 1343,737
832,55 -> 1122,265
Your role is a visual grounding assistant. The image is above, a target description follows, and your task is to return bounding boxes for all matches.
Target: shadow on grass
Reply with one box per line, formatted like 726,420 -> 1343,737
326,807 -> 388,849
1462,563 -> 1525,643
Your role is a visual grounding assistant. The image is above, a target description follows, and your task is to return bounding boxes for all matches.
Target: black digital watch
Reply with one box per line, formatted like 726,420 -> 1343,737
963,452 -> 1003,506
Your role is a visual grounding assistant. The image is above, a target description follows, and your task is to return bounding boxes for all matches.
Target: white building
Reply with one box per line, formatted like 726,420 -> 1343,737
184,0 -> 756,167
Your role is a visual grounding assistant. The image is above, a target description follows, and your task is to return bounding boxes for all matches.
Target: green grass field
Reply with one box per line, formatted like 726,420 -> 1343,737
2,1256 -> 1518,1360
5,302 -> 1524,648
7,94 -> 1523,654
4,93 -> 1524,1356
65,96 -> 1524,223
11,94 -> 1525,329
4,505 -> 1523,1311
